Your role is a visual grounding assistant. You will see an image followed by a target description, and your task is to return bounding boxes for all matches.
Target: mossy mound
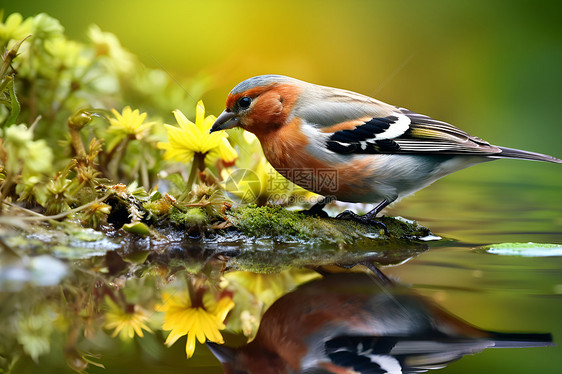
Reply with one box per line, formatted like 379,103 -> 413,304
213,205 -> 436,273
3,199 -> 439,276
226,205 -> 432,244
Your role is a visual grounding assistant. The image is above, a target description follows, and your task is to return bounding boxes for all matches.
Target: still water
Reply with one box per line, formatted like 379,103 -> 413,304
1,162 -> 561,373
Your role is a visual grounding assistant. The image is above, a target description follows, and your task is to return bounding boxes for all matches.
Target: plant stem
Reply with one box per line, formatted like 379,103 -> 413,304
69,126 -> 87,159
187,153 -> 206,189
108,137 -> 130,181
185,161 -> 198,192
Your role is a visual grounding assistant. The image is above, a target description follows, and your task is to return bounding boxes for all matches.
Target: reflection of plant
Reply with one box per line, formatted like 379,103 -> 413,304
224,269 -> 320,339
157,281 -> 234,358
16,308 -> 55,362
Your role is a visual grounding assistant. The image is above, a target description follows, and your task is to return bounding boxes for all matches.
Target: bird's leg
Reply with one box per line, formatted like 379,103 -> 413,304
336,199 -> 391,234
358,260 -> 394,285
299,196 -> 334,217
363,199 -> 392,220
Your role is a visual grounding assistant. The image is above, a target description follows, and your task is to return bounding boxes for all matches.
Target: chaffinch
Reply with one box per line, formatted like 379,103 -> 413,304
208,272 -> 552,374
210,75 -> 561,223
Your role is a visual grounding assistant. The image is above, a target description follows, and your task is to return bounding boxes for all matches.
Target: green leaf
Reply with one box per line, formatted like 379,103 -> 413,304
5,76 -> 20,127
122,222 -> 150,235
167,173 -> 187,192
150,191 -> 162,201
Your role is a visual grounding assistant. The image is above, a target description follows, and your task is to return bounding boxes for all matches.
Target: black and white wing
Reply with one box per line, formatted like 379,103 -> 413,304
325,108 -> 501,156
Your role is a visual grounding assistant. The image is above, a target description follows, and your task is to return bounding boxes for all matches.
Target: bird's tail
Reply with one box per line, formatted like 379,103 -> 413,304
487,331 -> 554,348
492,146 -> 562,163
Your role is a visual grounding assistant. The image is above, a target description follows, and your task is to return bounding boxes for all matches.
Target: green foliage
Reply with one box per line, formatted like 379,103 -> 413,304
0,10 -> 321,235
0,12 -> 435,369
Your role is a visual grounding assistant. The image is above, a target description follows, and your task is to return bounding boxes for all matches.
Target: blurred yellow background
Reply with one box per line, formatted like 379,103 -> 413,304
5,1 -> 561,148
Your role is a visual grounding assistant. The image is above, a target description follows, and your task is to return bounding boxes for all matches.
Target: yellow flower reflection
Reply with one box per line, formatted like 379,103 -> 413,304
157,290 -> 234,358
226,269 -> 320,306
104,298 -> 152,341
104,297 -> 152,340
158,101 -> 237,167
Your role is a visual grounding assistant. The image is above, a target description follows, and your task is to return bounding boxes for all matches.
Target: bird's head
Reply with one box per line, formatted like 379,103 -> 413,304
210,75 -> 303,137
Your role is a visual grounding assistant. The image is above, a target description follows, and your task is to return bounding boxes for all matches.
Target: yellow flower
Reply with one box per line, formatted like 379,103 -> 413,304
45,37 -> 87,69
0,12 -> 33,42
158,101 -> 237,167
108,106 -> 153,139
87,24 -> 136,74
104,298 -> 152,341
156,290 -> 234,358
31,13 -> 63,41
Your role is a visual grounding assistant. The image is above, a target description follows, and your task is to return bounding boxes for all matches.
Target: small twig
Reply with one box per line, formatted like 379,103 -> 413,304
4,192 -> 112,221
28,115 -> 42,133
107,137 -> 130,180
3,203 -> 43,217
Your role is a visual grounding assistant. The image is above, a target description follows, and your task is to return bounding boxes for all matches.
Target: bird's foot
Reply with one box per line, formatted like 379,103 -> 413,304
335,210 -> 388,235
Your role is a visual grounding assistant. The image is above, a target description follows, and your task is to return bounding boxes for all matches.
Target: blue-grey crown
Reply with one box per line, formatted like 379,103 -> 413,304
230,74 -> 294,95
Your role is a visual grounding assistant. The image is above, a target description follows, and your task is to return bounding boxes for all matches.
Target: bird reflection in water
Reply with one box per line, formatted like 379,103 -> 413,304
208,272 -> 553,374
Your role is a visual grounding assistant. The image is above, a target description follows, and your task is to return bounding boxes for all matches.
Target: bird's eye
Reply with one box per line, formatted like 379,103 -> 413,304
238,97 -> 252,109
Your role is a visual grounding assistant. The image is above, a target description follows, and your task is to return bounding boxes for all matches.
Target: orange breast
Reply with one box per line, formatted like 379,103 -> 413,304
257,119 -> 376,201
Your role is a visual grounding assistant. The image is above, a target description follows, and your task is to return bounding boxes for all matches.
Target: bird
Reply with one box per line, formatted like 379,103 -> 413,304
208,272 -> 553,373
210,75 -> 561,224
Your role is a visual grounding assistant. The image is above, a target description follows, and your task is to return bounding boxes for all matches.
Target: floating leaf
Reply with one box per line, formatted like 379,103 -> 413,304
483,242 -> 562,257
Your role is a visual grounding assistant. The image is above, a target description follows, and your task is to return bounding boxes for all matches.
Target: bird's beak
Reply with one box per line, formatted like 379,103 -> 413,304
206,341 -> 236,364
210,110 -> 238,133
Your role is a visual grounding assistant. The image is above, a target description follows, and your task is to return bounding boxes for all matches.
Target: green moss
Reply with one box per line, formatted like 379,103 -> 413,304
143,198 -> 171,217
4,198 -> 436,275
226,205 -> 431,244
226,205 -> 339,241
219,205 -> 435,272
168,206 -> 208,226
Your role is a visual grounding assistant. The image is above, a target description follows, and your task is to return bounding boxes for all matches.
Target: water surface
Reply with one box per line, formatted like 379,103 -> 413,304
1,164 -> 561,373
